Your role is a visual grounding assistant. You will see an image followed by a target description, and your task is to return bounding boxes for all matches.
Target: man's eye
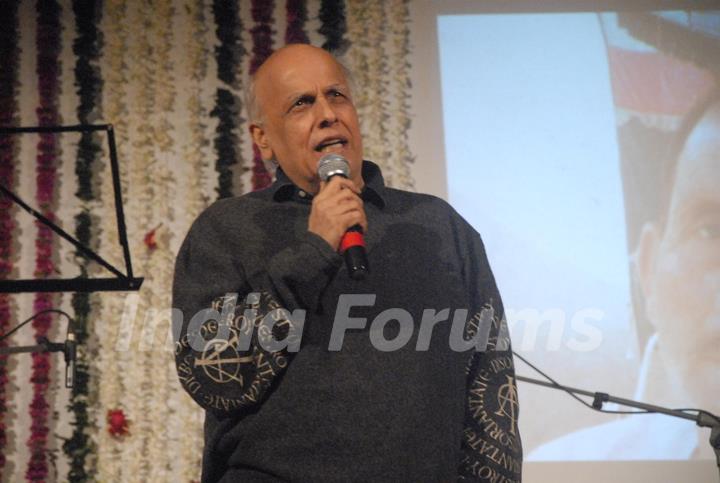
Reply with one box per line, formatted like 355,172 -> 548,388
291,96 -> 313,109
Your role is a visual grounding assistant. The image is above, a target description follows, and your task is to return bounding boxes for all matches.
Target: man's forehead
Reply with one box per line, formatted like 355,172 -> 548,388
276,66 -> 347,89
259,54 -> 346,87
281,82 -> 347,99
667,103 -> 720,213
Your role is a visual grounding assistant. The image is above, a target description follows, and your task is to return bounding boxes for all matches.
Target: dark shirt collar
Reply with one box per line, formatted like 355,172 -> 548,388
271,160 -> 387,208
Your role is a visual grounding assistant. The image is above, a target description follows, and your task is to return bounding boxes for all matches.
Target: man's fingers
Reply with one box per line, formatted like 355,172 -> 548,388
309,176 -> 367,250
317,176 -> 360,197
350,210 -> 368,234
318,196 -> 364,220
335,209 -> 367,235
313,185 -> 363,214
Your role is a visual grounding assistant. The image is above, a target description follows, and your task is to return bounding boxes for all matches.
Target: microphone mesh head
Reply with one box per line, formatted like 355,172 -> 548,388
317,153 -> 350,181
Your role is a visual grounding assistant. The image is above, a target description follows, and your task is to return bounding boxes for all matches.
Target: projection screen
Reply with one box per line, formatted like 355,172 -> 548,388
409,2 -> 719,481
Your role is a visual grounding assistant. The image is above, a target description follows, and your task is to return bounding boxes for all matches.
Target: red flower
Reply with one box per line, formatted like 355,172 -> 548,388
107,409 -> 129,437
144,226 -> 160,251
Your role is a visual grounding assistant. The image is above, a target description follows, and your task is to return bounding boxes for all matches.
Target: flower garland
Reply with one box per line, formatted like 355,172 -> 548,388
94,1 -> 130,479
362,1 -> 390,181
120,1 -> 160,479
285,0 -> 309,45
0,1 -> 20,475
211,0 -> 243,199
27,1 -> 62,481
345,1 -> 415,189
214,1 -> 242,87
62,2 -> 103,480
211,89 -> 241,198
143,2 -> 180,480
250,0 -> 275,191
249,1 -> 275,76
388,0 -> 414,190
346,1 -> 372,155
181,0 -> 213,222
318,0 -> 349,54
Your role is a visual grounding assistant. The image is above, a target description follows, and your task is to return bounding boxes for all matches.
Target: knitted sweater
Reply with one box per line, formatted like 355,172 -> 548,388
173,161 -> 522,482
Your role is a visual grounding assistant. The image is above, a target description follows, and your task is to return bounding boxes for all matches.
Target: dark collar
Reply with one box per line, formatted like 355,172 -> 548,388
271,160 -> 387,208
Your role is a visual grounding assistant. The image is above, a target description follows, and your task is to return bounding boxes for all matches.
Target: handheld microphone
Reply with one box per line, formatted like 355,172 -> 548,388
317,153 -> 369,280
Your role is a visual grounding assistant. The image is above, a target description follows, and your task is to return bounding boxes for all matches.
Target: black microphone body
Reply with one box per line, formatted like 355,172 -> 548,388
317,154 -> 369,280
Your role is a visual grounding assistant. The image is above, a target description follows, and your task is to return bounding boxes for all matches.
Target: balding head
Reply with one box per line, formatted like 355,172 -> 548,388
248,44 -> 364,193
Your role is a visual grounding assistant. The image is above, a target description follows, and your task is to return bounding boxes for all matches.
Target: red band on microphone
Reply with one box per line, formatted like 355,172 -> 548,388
340,231 -> 365,253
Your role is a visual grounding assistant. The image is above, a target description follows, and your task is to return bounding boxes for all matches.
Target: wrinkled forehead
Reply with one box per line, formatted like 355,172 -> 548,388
256,49 -> 349,100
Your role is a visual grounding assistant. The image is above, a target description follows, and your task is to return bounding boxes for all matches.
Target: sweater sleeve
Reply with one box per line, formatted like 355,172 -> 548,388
172,205 -> 342,416
452,214 -> 523,482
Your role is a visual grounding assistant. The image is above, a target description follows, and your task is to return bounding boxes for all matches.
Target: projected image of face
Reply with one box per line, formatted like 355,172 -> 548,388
639,99 -> 720,414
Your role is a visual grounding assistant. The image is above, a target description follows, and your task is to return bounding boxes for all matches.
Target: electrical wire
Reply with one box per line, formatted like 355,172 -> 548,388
0,308 -> 74,343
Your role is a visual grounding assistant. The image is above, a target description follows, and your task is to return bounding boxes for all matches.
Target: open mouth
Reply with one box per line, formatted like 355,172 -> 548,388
315,138 -> 347,152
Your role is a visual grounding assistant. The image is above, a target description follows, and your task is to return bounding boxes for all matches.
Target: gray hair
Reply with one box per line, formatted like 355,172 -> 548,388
244,72 -> 262,125
244,49 -> 357,126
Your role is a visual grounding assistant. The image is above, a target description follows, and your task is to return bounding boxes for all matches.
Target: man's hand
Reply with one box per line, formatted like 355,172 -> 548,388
308,176 -> 367,251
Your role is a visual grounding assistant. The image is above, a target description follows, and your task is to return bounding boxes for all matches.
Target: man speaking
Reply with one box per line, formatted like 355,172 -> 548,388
173,44 -> 522,482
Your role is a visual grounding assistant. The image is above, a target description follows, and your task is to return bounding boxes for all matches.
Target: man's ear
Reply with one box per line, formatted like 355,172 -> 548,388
249,123 -> 273,160
636,222 -> 660,326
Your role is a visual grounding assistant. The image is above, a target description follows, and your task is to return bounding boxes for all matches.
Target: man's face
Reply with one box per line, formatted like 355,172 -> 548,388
639,101 -> 720,411
250,45 -> 363,194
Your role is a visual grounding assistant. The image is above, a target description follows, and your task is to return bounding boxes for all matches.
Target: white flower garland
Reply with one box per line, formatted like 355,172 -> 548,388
143,0 -> 184,481
365,0 -> 391,184
346,0 -> 415,190
346,1 -> 372,156
388,0 -> 414,190
94,1 -> 130,480
121,0 -> 161,479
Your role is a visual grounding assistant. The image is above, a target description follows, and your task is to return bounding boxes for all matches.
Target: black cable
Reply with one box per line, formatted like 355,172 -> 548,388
0,308 -> 74,343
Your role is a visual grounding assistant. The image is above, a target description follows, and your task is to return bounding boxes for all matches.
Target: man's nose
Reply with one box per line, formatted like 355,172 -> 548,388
316,95 -> 338,127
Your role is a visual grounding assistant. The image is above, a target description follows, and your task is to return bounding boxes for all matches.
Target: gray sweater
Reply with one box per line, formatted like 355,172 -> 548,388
173,162 -> 522,482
